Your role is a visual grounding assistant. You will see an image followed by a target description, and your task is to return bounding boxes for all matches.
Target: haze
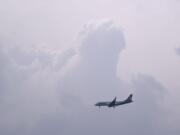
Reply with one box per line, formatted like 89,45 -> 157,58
0,0 -> 180,135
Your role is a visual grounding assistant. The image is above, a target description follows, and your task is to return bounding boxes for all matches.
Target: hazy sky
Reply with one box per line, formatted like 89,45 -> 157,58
0,0 -> 180,135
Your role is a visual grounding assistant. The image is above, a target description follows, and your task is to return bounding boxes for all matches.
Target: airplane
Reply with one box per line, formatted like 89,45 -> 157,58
95,94 -> 133,108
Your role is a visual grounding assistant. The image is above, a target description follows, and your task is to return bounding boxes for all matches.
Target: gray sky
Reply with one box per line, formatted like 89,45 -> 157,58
0,0 -> 180,135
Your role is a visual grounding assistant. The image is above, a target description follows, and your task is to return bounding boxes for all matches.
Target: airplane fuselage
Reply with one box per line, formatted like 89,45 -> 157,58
95,100 -> 132,107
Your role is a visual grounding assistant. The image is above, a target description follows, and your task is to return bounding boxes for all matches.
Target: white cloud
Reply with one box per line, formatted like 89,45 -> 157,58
48,20 -> 172,135
0,44 -> 75,134
0,20 -> 179,135
1,0 -> 180,134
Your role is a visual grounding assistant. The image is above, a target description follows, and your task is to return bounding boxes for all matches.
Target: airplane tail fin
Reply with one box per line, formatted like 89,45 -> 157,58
126,94 -> 133,102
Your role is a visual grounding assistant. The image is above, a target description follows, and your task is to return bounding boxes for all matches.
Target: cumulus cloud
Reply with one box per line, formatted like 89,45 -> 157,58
0,20 -> 177,135
39,20 -> 169,135
0,44 -> 75,135
60,20 -> 125,102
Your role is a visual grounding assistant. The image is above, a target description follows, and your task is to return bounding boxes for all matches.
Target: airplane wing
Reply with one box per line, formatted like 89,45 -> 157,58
108,97 -> 116,107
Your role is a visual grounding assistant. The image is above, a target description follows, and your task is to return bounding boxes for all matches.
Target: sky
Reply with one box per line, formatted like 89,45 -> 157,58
0,0 -> 180,135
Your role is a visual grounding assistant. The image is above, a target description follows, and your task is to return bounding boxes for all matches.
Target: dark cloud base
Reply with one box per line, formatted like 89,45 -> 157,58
175,47 -> 180,56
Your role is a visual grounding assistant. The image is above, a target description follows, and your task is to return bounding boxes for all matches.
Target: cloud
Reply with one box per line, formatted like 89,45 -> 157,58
0,20 -> 178,135
129,73 -> 166,134
49,20 -> 169,135
60,20 -> 125,102
0,44 -> 75,135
